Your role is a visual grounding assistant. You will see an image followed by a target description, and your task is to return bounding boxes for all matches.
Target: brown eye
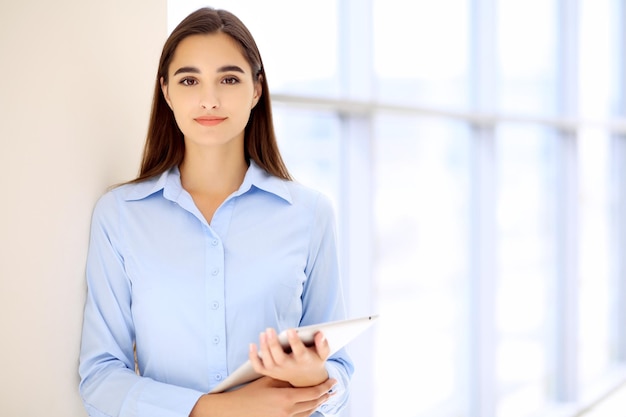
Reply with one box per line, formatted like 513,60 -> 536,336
180,78 -> 198,86
222,77 -> 240,85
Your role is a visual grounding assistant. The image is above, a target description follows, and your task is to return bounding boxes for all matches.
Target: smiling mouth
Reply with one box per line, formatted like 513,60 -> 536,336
195,117 -> 227,126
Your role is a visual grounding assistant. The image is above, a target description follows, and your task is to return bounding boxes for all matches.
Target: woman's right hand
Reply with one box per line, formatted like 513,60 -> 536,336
189,376 -> 336,417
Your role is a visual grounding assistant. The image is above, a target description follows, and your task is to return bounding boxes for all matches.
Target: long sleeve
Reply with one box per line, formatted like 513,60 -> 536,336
302,193 -> 354,415
78,192 -> 204,417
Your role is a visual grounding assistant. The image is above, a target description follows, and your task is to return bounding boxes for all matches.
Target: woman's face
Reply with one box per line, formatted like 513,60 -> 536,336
161,32 -> 261,152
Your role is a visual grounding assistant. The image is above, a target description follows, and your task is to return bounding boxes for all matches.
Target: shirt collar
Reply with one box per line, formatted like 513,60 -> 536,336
122,160 -> 292,204
236,160 -> 292,204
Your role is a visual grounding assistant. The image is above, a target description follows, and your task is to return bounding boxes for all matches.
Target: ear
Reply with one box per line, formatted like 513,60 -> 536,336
160,77 -> 172,109
251,80 -> 262,109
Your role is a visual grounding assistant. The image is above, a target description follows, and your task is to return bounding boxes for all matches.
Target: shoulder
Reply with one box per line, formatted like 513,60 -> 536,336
285,180 -> 333,207
246,162 -> 334,215
91,180 -> 154,222
283,180 -> 337,223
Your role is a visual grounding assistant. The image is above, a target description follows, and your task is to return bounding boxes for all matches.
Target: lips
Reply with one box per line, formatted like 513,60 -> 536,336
194,116 -> 227,126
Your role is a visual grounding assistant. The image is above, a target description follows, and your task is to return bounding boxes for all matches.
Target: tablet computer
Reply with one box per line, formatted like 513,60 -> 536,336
209,314 -> 379,393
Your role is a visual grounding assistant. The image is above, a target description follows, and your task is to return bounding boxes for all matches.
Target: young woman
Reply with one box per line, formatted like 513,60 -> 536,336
78,7 -> 353,417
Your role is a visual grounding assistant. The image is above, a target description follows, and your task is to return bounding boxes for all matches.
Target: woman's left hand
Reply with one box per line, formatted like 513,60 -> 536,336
248,328 -> 330,387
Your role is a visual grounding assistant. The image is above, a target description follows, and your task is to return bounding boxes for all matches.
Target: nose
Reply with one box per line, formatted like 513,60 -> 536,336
199,85 -> 219,109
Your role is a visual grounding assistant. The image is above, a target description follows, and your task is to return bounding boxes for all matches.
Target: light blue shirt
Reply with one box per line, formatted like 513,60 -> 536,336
79,161 -> 353,417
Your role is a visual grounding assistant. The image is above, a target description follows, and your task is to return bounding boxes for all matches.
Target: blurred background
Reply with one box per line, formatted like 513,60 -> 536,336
1,1 -> 625,417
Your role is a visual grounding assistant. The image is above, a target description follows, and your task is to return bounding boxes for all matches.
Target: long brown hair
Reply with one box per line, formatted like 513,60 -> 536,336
132,7 -> 291,183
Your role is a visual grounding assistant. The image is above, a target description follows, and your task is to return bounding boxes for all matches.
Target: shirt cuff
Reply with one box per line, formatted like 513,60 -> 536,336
122,377 -> 205,417
317,360 -> 351,416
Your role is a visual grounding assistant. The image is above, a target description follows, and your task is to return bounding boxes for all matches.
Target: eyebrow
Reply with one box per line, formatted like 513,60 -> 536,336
173,65 -> 246,76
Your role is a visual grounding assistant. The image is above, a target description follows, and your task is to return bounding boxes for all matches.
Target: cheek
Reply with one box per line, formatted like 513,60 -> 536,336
168,92 -> 198,120
169,89 -> 196,107
166,96 -> 196,134
233,90 -> 258,113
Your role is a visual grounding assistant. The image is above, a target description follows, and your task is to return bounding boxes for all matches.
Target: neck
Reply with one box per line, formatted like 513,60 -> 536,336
179,143 -> 248,196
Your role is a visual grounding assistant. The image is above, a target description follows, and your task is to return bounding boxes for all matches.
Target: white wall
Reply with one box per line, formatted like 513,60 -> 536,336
0,1 -> 166,415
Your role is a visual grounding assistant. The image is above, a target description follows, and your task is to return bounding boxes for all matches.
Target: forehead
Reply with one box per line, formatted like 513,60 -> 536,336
169,32 -> 251,73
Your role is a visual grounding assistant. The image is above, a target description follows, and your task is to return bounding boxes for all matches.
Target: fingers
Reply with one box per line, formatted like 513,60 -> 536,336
317,377 -> 337,395
243,377 -> 337,417
249,327 -> 331,383
248,342 -> 263,371
287,329 -> 308,358
250,328 -> 292,373
258,328 -> 315,365
289,329 -> 330,362
235,376 -> 335,417
260,375 -> 337,397
313,331 -> 330,360
289,378 -> 337,403
260,328 -> 287,368
292,390 -> 335,416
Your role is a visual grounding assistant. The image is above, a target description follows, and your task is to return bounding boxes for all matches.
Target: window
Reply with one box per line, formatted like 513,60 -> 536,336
273,107 -> 342,206
578,0 -> 615,397
496,0 -> 557,115
373,115 -> 470,416
495,124 -> 557,416
373,0 -> 470,109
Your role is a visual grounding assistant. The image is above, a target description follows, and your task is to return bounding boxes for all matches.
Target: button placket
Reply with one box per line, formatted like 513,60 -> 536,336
205,231 -> 227,384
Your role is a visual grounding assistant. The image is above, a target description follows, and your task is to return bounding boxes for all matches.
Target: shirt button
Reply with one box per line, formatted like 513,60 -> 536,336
211,268 -> 219,276
215,374 -> 223,381
211,239 -> 219,246
212,336 -> 220,344
211,301 -> 220,310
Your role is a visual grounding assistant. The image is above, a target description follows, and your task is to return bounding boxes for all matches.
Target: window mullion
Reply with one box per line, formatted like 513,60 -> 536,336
550,0 -> 580,404
337,1 -> 375,417
467,0 -> 497,416
611,0 -> 626,365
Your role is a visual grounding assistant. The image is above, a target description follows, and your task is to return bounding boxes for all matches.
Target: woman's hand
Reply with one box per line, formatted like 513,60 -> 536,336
189,376 -> 336,417
248,328 -> 331,387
